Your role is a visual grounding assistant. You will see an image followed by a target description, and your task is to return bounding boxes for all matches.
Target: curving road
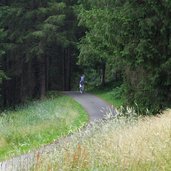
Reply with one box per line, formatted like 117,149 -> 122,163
64,91 -> 112,121
0,92 -> 113,171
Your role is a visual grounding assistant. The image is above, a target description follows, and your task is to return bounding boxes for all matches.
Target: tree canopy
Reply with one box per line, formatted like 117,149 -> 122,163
77,0 -> 171,114
0,0 -> 170,114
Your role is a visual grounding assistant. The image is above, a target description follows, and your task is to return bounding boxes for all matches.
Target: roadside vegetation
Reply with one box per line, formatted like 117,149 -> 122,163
32,108 -> 171,171
89,82 -> 124,108
0,92 -> 88,161
90,88 -> 124,108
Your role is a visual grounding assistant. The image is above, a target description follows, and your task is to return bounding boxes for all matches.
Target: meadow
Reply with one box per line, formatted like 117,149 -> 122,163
33,108 -> 171,171
0,92 -> 88,161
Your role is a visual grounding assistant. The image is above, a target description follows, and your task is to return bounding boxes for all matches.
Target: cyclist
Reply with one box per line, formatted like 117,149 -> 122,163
79,74 -> 85,94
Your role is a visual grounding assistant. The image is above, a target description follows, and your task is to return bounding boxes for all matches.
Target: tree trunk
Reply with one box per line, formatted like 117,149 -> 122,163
66,47 -> 71,90
63,47 -> 72,91
33,57 -> 46,99
45,55 -> 49,91
101,62 -> 106,86
63,48 -> 66,90
39,57 -> 46,99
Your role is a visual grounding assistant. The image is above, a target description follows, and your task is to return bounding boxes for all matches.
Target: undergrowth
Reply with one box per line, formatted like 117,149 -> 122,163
89,83 -> 124,108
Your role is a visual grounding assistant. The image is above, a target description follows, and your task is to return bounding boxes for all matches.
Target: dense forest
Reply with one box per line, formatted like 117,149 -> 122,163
0,0 -> 171,114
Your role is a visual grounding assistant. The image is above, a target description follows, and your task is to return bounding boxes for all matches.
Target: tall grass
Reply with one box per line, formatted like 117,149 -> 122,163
0,92 -> 88,161
34,109 -> 171,170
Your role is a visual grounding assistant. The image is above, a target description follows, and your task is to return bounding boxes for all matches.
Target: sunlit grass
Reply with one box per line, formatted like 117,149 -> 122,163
0,92 -> 88,161
35,109 -> 171,170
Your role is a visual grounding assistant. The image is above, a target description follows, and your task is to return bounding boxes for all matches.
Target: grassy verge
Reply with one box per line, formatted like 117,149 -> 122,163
35,109 -> 171,170
89,85 -> 124,108
0,92 -> 88,161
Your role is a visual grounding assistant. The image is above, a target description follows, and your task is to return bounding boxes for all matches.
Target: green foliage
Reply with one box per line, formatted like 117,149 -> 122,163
90,82 -> 124,108
76,3 -> 117,85
1,1 -> 66,65
77,0 -> 171,114
0,0 -> 80,106
0,0 -> 170,114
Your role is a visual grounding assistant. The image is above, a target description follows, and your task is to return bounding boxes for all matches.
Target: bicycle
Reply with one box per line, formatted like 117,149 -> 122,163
79,83 -> 84,94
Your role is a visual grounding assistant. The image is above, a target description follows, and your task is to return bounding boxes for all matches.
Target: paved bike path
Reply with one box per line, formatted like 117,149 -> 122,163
64,91 -> 111,121
0,92 -> 113,171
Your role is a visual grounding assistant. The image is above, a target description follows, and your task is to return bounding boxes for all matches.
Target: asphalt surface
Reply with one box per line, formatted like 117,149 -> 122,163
64,91 -> 111,122
0,91 -> 112,171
